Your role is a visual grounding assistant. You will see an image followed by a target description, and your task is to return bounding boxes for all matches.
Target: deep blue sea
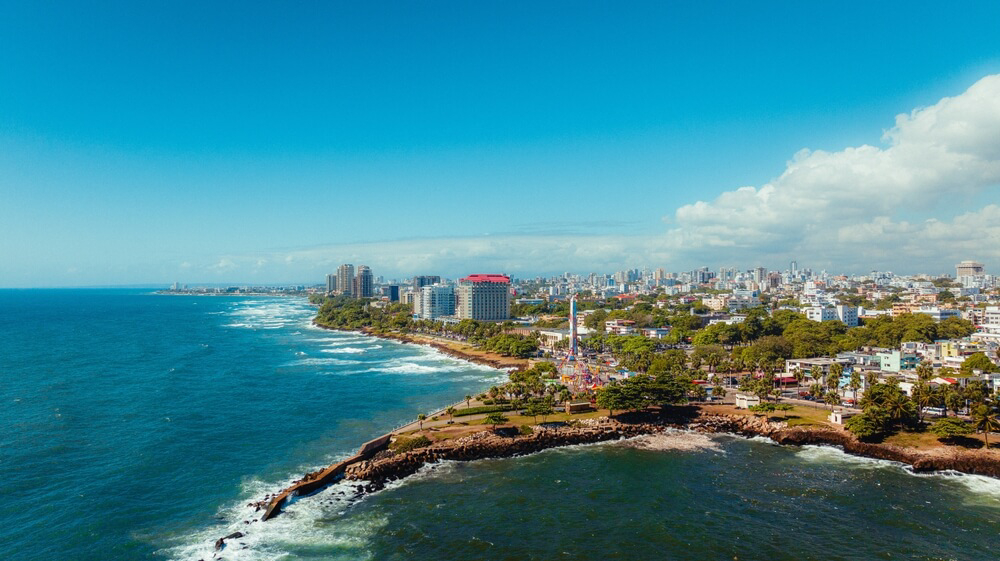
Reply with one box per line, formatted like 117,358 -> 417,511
2,289 -> 999,561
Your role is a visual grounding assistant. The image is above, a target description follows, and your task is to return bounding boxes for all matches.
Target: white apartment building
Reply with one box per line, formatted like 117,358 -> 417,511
804,305 -> 858,327
913,306 -> 961,322
418,284 -> 455,320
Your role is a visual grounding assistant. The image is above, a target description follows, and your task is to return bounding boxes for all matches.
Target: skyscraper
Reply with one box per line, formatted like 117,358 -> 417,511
456,274 -> 511,321
354,265 -> 374,298
412,275 -> 441,291
325,273 -> 337,294
956,260 -> 985,277
337,264 -> 355,297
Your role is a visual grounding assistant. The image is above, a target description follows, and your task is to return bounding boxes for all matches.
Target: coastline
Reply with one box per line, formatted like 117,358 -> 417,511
252,406 -> 1000,529
225,321 -> 1000,549
343,410 -> 1000,492
311,320 -> 530,372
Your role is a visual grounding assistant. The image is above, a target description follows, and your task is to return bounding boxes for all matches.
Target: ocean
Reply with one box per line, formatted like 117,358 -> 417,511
1,289 -> 998,561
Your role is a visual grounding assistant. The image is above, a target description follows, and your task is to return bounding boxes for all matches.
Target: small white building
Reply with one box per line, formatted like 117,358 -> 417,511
828,410 -> 857,425
735,393 -> 761,409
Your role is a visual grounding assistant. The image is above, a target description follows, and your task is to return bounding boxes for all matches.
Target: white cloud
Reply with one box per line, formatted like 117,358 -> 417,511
178,75 -> 1000,281
664,74 -> 1000,271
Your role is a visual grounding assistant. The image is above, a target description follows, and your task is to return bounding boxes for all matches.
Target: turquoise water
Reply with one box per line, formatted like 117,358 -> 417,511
2,290 -> 998,560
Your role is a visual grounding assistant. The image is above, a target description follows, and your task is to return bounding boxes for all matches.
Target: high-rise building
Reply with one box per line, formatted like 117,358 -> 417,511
456,274 -> 511,321
413,275 -> 441,291
354,265 -> 373,298
337,264 -> 355,297
753,267 -> 767,285
325,273 -> 337,294
419,284 -> 455,319
382,285 -> 400,302
956,261 -> 985,277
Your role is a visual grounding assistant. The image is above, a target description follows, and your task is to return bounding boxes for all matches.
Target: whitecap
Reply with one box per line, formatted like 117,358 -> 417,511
285,358 -> 363,367
623,431 -> 724,453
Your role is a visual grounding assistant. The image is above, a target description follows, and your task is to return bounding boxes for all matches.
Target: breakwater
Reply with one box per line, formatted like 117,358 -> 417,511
257,434 -> 391,522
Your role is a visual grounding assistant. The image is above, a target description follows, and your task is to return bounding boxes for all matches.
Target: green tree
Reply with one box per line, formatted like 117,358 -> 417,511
827,363 -> 844,392
809,382 -> 824,400
846,406 -> 889,441
930,417 -> 973,442
446,406 -> 456,421
484,412 -> 509,431
595,382 -> 630,419
465,394 -> 472,408
793,367 -> 805,388
848,369 -> 862,403
962,353 -> 999,375
915,361 -> 934,382
972,405 -> 1000,449
824,391 -> 841,409
945,387 -> 965,416
883,392 -> 917,429
712,385 -> 727,400
417,413 -> 426,431
911,381 -> 938,423
964,380 -> 991,406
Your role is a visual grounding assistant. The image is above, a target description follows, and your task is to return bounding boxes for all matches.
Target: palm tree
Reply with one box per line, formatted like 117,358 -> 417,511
793,368 -> 805,391
827,363 -> 844,392
912,381 -> 935,423
884,393 -> 913,429
465,394 -> 472,409
972,405 -> 1000,449
446,406 -> 456,421
809,382 -> 824,403
824,391 -> 840,410
865,371 -> 878,388
417,413 -> 426,431
848,370 -> 862,405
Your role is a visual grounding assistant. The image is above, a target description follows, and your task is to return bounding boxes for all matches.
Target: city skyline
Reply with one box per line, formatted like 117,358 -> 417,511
3,2 -> 1000,287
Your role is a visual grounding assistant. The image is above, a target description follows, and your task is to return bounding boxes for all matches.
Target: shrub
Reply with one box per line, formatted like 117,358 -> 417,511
390,435 -> 432,453
518,425 -> 534,435
452,404 -> 516,417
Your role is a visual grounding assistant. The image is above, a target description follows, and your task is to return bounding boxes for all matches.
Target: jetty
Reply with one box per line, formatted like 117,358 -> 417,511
259,433 -> 391,521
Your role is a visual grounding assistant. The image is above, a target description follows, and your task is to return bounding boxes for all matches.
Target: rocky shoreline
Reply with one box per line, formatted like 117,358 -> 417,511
211,410 -> 1000,556
342,411 -> 1000,494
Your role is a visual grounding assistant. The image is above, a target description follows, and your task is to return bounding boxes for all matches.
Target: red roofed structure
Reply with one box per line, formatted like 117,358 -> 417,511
460,274 -> 510,284
457,274 -> 511,320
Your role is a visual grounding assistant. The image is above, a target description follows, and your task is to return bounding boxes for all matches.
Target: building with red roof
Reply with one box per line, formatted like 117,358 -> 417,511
457,273 -> 511,321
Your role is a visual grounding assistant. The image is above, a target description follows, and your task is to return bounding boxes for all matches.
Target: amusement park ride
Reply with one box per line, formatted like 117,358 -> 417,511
557,294 -> 612,391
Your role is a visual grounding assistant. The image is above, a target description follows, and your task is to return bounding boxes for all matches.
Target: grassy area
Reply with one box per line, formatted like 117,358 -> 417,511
698,403 -> 834,428
778,406 -> 833,428
398,408 -> 611,441
885,430 -> 941,449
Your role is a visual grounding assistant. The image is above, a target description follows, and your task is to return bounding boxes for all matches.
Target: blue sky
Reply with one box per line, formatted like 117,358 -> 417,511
2,1 -> 1000,287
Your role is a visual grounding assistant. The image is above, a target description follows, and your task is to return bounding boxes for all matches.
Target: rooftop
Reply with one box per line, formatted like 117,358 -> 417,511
460,274 -> 511,284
